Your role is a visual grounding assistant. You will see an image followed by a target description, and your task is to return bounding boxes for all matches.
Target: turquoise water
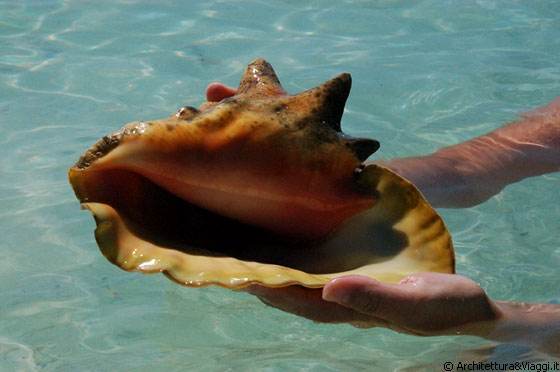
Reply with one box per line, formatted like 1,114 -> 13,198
2,0 -> 559,370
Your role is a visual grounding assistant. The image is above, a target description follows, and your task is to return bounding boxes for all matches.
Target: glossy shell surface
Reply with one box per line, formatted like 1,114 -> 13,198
69,58 -> 454,289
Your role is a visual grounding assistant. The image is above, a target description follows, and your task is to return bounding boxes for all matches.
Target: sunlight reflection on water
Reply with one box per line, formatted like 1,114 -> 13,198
1,0 -> 559,370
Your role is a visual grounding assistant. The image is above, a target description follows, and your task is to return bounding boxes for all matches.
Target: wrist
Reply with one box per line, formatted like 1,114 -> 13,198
480,301 -> 560,356
445,297 -> 503,339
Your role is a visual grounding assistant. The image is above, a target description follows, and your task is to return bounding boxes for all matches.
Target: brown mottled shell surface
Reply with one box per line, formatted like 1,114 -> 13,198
69,58 -> 454,289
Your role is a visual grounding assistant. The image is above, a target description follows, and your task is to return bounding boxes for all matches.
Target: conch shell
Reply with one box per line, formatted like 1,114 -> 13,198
69,58 -> 454,289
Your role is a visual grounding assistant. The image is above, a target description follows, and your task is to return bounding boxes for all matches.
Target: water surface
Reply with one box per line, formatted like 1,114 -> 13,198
1,1 -> 559,370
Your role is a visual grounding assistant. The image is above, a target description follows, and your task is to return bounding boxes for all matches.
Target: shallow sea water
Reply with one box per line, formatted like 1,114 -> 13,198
1,0 -> 559,370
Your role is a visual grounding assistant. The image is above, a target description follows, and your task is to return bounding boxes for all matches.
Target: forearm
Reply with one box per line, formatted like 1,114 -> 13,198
463,301 -> 560,357
373,107 -> 560,208
371,155 -> 480,208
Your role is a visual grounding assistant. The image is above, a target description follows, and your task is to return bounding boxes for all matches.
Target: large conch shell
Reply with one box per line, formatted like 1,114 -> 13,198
69,58 -> 454,289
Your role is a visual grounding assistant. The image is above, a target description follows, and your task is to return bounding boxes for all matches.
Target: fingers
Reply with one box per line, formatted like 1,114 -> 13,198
322,275 -> 433,334
206,83 -> 236,102
240,284 -> 378,324
322,275 -> 410,317
322,273 -> 498,335
322,273 -> 456,316
323,274 -> 451,323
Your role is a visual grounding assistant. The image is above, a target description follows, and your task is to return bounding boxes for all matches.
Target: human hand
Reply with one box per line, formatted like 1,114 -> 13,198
206,82 -> 237,102
242,273 -> 500,336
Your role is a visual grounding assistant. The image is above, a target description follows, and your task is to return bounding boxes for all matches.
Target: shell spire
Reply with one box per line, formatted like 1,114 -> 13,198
295,72 -> 352,133
233,58 -> 379,162
237,58 -> 352,133
237,58 -> 289,97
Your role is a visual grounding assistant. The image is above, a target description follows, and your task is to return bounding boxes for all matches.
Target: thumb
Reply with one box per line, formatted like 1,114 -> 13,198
322,275 -> 391,315
322,274 -> 425,317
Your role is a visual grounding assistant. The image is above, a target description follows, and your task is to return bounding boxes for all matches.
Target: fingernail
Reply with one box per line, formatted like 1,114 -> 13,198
322,283 -> 348,304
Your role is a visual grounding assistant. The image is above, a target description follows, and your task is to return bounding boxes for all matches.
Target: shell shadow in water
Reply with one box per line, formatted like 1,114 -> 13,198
69,58 -> 454,289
